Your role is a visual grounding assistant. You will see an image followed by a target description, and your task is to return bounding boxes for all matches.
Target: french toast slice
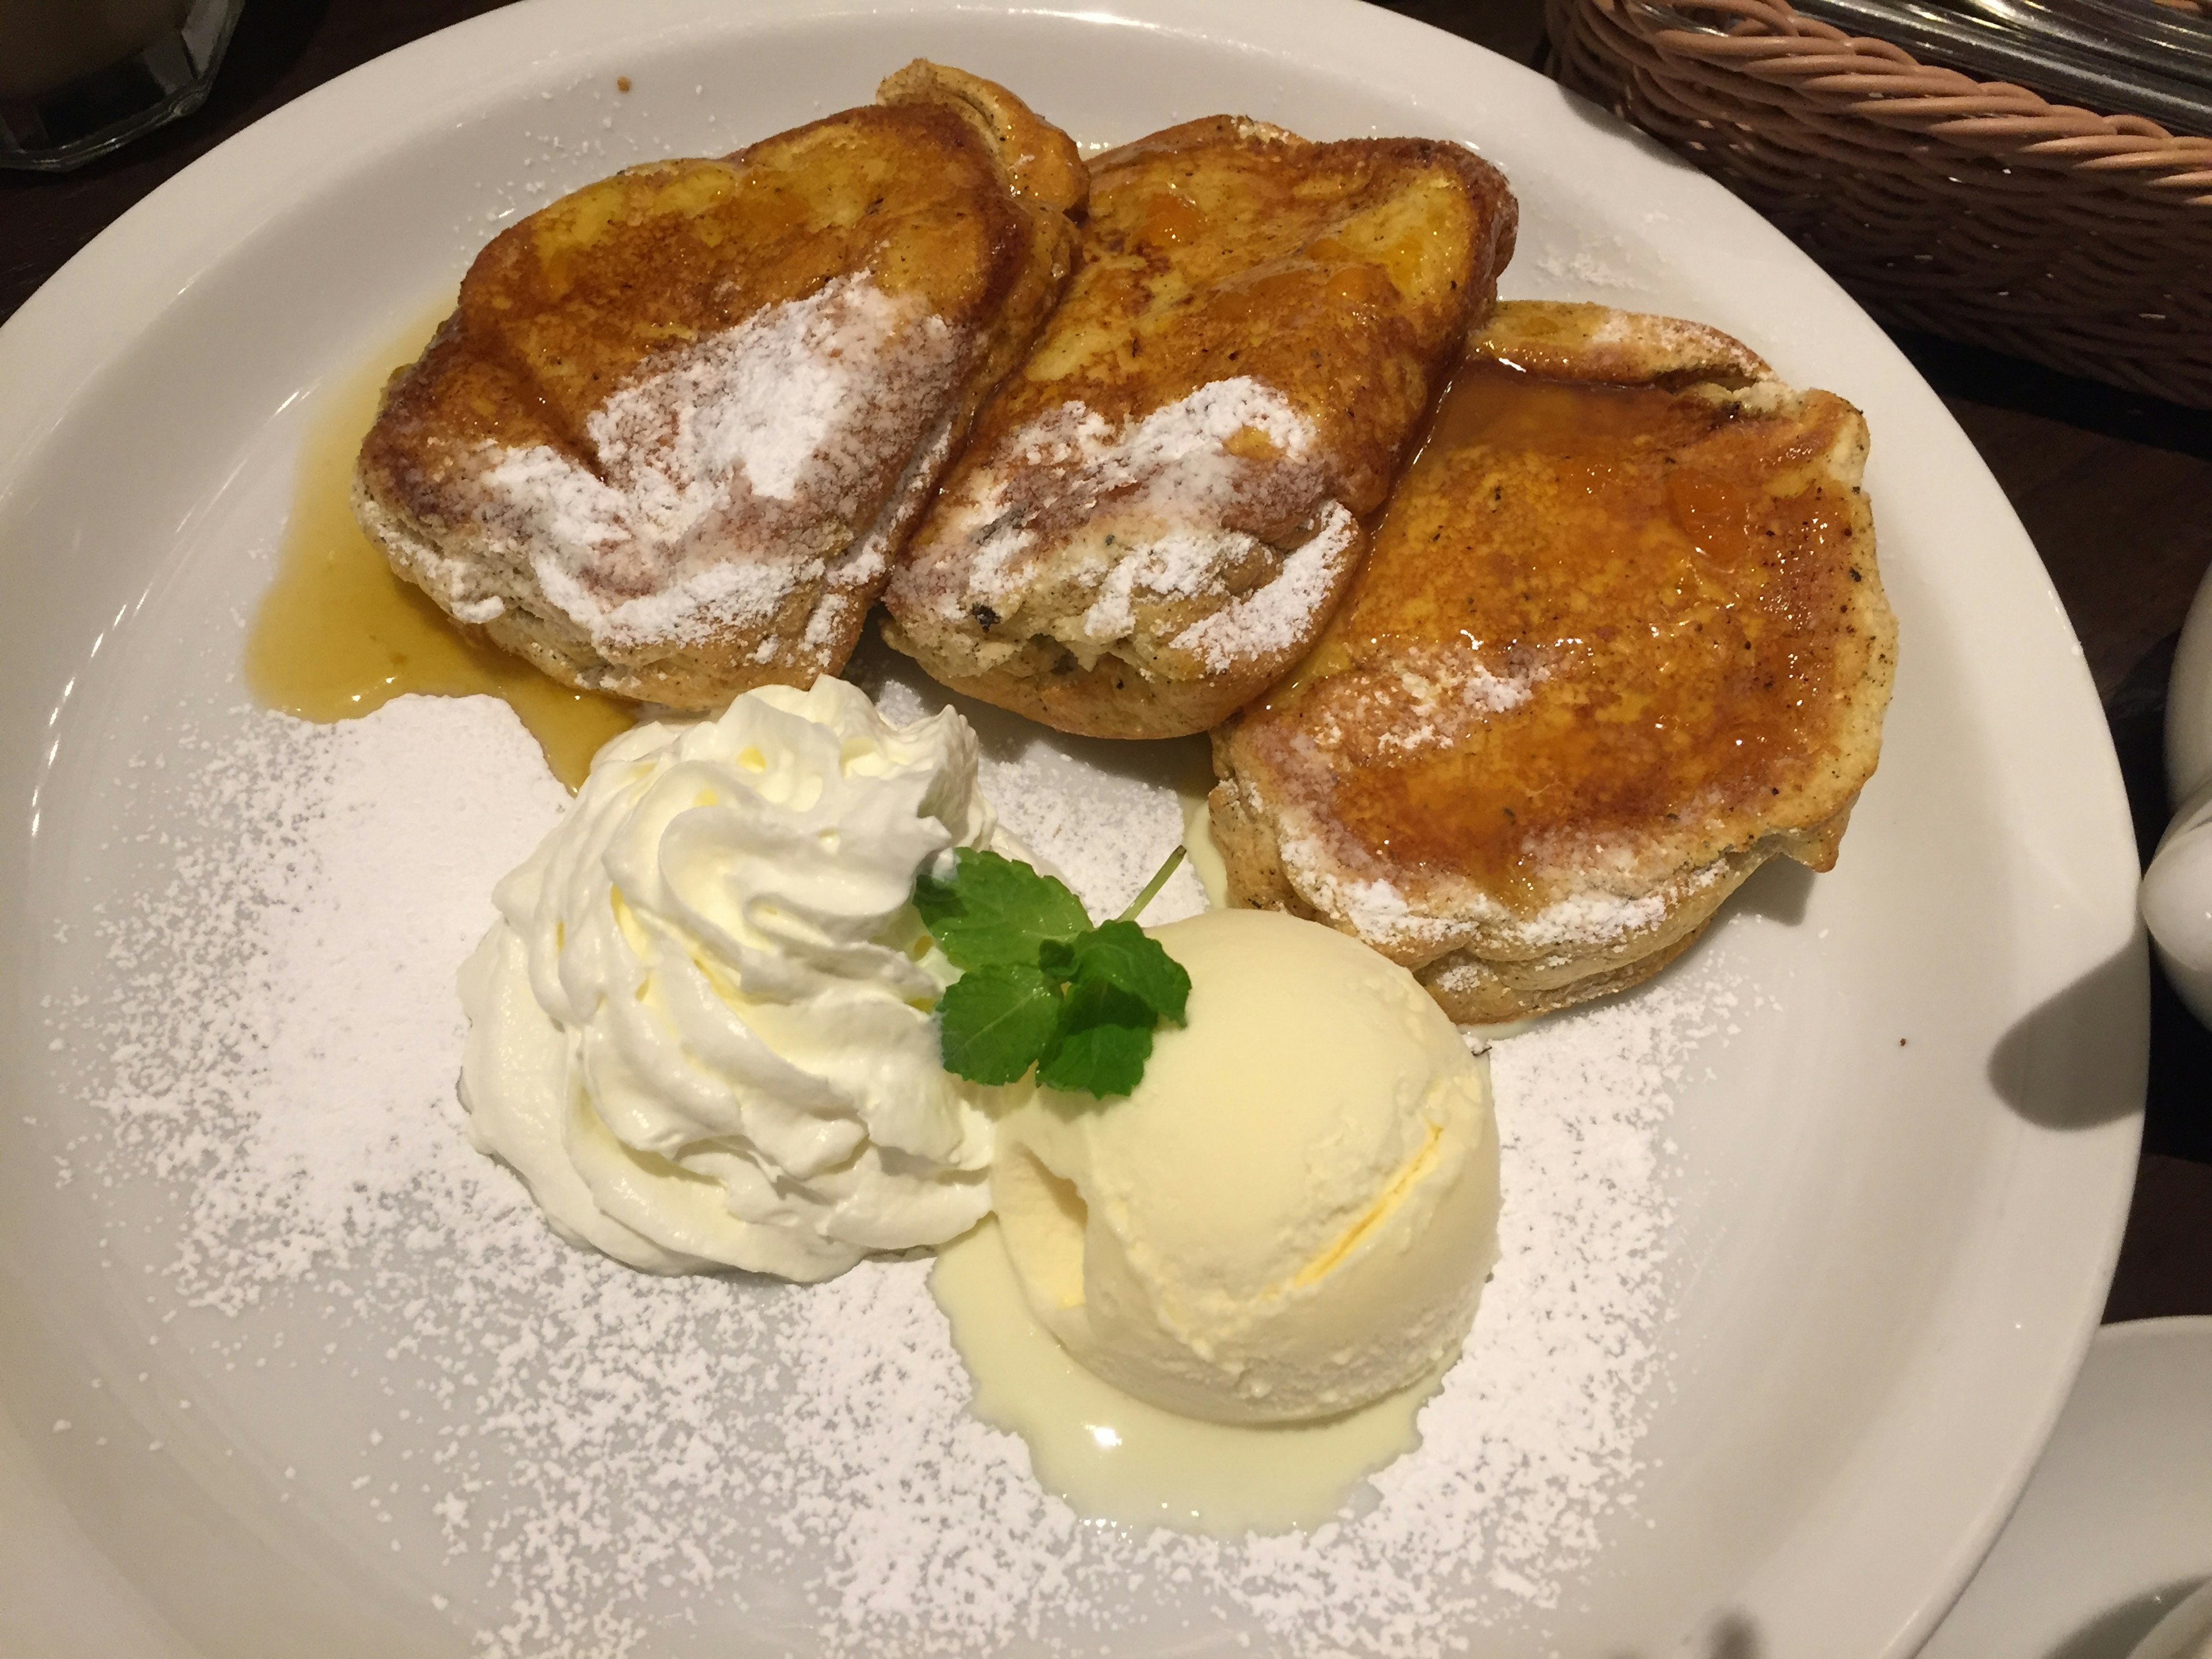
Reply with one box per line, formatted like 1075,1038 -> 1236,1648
1210,301 -> 1897,1021
353,62 -> 1084,711
879,116 -> 1518,739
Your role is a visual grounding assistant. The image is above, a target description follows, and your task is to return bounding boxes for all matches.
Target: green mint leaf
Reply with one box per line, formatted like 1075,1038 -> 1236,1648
936,961 -> 1062,1085
914,846 -> 1196,1100
914,848 -> 1091,970
1059,972 -> 1155,1035
1063,920 -> 1191,1025
1037,1019 -> 1152,1098
1036,974 -> 1157,1099
1036,937 -> 1077,984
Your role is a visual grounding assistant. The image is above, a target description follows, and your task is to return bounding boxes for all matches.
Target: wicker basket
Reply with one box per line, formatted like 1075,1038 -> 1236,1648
1546,0 -> 2212,407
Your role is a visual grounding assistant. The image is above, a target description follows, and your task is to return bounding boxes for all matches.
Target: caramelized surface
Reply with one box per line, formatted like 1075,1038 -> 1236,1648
983,118 -> 1516,516
365,101 -> 1051,484
881,119 -> 1519,737
1252,358 -> 1873,910
354,71 -> 1084,710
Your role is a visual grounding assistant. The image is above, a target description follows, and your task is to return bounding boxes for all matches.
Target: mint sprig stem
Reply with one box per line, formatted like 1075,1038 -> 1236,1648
1116,846 -> 1187,924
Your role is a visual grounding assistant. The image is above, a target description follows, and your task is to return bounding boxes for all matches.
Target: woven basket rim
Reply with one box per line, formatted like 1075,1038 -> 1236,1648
1598,0 -> 2212,176
1551,0 -> 2212,408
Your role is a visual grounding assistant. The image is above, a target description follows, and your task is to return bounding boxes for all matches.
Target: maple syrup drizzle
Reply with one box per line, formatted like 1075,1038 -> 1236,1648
244,313 -> 636,790
1262,358 -> 1850,905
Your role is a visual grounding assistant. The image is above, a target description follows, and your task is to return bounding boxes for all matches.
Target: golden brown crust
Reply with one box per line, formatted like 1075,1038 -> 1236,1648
878,619 -> 1281,738
880,119 -> 1519,739
1471,298 -> 1770,388
1211,300 -> 1896,1021
876,59 -> 1088,218
353,66 -> 1082,710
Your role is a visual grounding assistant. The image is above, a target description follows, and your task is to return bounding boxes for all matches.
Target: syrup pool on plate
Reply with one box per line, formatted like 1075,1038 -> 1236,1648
244,314 -> 636,788
930,1218 -> 1445,1535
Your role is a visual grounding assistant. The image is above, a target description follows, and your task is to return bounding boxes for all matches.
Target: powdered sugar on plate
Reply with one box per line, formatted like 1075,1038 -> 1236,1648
56,687 -> 1713,1658
861,641 -> 1213,923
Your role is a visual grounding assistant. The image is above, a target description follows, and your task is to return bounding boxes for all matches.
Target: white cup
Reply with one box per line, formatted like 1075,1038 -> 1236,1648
2143,782 -> 2212,1028
2141,562 -> 2212,1029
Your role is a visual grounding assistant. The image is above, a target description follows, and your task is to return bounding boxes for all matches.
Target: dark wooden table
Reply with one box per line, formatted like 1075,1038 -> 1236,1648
5,0 -> 2206,1319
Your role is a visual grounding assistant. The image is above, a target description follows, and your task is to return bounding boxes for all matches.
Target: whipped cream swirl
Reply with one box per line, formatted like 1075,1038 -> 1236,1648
458,677 -> 1003,1281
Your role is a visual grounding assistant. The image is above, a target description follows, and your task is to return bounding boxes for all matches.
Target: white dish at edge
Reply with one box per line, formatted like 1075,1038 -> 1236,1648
1922,1317 -> 2212,1659
0,2 -> 2145,1656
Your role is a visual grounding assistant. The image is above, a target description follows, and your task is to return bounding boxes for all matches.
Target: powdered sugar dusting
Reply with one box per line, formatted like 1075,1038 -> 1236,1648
1290,642 -> 1545,767
1272,818 -> 1707,963
57,689 -> 1706,1657
864,645 -> 1211,924
1172,499 -> 1357,672
1515,868 -> 1725,951
461,274 -> 960,650
892,376 -> 1353,678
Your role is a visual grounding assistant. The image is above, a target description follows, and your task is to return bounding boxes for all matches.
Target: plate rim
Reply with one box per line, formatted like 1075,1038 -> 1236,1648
0,1 -> 2149,1654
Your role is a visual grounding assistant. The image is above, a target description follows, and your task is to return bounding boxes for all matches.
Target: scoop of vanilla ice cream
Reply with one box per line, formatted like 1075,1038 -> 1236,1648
993,908 -> 1501,1423
459,676 -> 1009,1282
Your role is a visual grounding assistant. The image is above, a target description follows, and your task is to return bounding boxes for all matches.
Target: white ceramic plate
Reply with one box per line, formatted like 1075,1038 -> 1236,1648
0,3 -> 2146,1656
1922,1317 -> 2212,1659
